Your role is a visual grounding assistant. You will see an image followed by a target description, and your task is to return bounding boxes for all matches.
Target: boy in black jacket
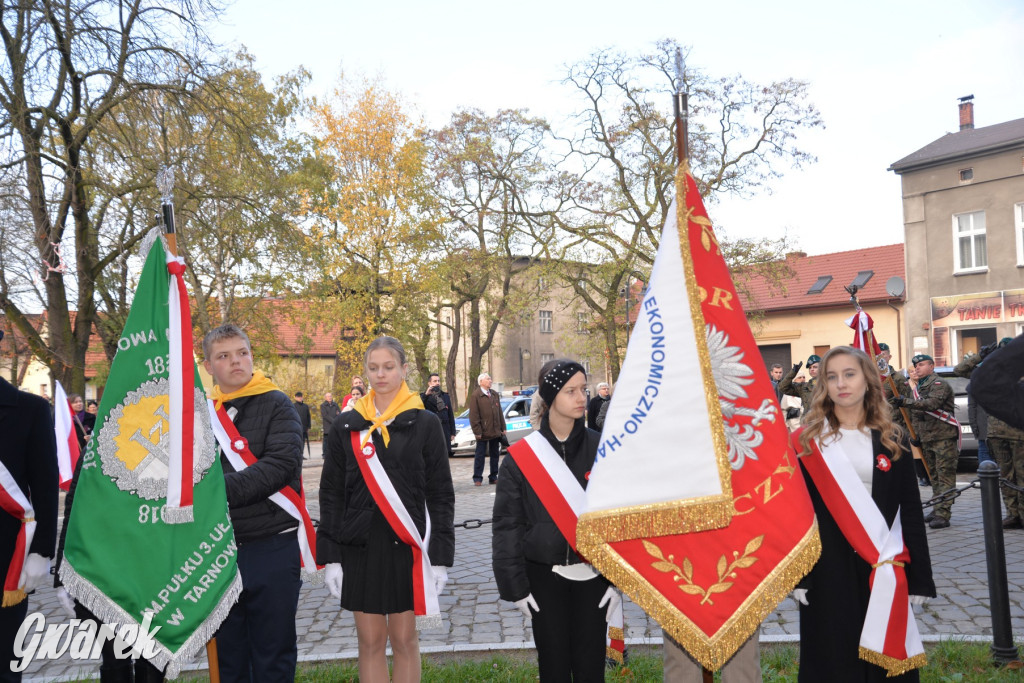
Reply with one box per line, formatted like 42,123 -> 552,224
203,324 -> 303,683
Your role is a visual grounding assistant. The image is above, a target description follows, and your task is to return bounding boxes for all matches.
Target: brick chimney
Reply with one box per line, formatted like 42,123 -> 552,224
958,94 -> 974,131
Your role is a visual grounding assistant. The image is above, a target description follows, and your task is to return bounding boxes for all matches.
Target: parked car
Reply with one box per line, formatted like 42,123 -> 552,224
934,367 -> 978,469
451,395 -> 534,457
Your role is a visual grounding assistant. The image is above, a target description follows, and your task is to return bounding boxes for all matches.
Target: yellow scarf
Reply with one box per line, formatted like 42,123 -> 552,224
354,381 -> 424,447
210,370 -> 282,410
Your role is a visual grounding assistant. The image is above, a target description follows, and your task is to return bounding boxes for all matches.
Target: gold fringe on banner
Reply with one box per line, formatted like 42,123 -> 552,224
579,522 -> 821,670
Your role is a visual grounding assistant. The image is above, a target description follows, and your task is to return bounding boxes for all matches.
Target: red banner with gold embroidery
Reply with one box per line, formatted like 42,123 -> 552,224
578,166 -> 820,669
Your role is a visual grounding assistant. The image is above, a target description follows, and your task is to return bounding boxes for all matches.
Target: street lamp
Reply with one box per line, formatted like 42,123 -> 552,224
519,348 -> 531,389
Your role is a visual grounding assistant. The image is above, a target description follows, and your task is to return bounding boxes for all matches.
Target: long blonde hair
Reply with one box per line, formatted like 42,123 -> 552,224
798,346 -> 904,457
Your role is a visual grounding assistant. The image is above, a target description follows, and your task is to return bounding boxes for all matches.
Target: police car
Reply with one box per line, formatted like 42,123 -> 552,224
450,389 -> 535,457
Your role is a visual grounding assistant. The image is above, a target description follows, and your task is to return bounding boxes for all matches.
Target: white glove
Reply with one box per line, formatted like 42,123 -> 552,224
909,595 -> 929,606
56,587 -> 76,619
325,563 -> 343,599
792,588 -> 809,605
19,553 -> 49,593
598,586 -> 622,623
514,594 -> 539,618
432,566 -> 448,595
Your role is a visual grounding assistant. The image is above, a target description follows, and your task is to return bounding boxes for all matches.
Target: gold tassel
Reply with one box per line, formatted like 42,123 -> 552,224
2,588 -> 27,608
858,646 -> 928,677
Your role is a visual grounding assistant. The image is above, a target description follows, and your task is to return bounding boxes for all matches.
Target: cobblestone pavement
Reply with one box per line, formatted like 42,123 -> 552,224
21,447 -> 1024,680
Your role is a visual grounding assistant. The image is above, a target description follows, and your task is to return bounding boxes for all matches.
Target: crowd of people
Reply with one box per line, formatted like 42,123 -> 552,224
3,324 -> 1023,682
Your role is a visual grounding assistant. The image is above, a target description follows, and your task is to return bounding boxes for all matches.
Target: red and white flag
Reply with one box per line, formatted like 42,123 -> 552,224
53,381 -> 81,492
578,166 -> 820,670
847,309 -> 882,358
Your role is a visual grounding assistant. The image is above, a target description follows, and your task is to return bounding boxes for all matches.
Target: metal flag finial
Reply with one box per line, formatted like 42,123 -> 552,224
156,166 -> 175,205
674,47 -> 685,94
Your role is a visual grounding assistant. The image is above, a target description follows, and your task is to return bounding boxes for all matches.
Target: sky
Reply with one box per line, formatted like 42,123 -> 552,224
211,0 -> 1024,257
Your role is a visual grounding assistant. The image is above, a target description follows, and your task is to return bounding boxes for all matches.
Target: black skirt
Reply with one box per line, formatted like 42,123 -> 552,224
339,510 -> 415,614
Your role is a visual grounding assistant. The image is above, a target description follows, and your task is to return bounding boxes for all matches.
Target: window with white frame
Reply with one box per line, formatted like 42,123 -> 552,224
540,353 -> 554,363
539,310 -> 553,333
1016,203 -> 1024,266
953,210 -> 987,272
576,312 -> 590,333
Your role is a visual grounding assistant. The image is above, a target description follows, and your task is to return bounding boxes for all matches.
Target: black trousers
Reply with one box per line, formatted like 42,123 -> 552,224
473,438 -> 501,483
215,532 -> 301,683
1,599 -> 28,682
526,561 -> 608,682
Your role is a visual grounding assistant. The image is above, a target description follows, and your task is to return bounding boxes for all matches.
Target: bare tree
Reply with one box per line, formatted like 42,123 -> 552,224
535,40 -> 820,378
0,0 -> 219,394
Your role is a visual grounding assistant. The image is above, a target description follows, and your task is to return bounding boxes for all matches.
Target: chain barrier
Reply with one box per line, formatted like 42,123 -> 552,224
920,479 -> 979,510
317,480 -> 1020,528
998,478 -> 1024,494
454,518 -> 492,530
920,477 -> 1024,511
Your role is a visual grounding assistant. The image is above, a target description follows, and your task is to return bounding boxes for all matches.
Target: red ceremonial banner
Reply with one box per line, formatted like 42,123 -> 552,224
578,166 -> 820,669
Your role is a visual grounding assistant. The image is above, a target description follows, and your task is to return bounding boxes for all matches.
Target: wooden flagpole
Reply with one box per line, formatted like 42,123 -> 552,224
673,47 -> 717,683
844,285 -> 930,480
157,166 -> 222,683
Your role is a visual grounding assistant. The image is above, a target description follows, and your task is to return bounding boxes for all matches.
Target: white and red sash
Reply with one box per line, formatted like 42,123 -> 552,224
208,401 -> 321,580
350,429 -> 440,619
508,431 -> 624,648
53,381 -> 81,492
0,460 -> 36,607
795,430 -> 926,676
509,431 -> 588,552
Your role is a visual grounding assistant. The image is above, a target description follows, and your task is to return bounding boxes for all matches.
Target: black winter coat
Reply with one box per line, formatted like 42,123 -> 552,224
971,334 -> 1024,432
293,400 -> 312,433
491,416 -> 606,603
221,390 -> 303,544
0,378 -> 58,570
317,408 -> 455,566
796,429 -> 935,682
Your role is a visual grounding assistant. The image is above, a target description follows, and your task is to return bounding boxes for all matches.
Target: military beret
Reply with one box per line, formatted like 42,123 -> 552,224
999,337 -> 1014,347
911,354 -> 933,366
878,342 -> 890,351
807,354 -> 821,366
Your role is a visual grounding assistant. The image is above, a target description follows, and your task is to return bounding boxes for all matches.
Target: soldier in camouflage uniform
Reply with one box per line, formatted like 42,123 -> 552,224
892,354 -> 959,528
959,338 -> 1024,528
778,354 -> 820,419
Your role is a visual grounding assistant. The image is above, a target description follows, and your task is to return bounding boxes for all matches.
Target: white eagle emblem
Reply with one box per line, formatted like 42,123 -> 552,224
706,325 -> 778,470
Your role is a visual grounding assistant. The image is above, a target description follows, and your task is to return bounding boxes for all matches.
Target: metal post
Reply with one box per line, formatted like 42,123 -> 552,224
978,460 -> 1021,665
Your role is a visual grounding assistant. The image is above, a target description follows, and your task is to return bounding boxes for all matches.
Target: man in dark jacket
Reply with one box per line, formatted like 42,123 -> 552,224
586,382 -> 610,429
469,373 -> 505,485
0,352 -> 58,682
421,373 -> 456,456
320,392 -> 341,440
203,324 -> 304,682
293,391 -> 312,458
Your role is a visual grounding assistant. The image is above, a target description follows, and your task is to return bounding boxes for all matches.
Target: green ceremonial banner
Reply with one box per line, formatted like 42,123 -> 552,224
60,233 -> 241,677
